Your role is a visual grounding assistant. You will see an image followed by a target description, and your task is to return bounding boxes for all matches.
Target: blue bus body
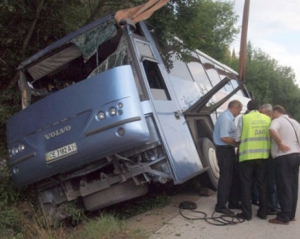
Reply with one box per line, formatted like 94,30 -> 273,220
7,66 -> 150,187
6,13 -> 249,219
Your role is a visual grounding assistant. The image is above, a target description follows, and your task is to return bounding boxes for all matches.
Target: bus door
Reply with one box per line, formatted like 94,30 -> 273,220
132,37 -> 205,184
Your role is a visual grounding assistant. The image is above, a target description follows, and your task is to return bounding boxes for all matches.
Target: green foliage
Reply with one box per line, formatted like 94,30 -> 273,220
74,214 -> 127,239
0,164 -> 23,237
192,0 -> 239,60
149,0 -> 239,63
64,201 -> 87,225
0,87 -> 20,158
244,45 -> 300,120
0,209 -> 22,239
0,164 -> 19,207
228,41 -> 300,121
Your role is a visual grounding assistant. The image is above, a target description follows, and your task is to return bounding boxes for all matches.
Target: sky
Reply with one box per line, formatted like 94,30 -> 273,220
226,0 -> 300,85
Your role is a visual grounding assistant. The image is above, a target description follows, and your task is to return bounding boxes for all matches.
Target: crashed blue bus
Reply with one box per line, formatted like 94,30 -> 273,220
6,11 -> 250,220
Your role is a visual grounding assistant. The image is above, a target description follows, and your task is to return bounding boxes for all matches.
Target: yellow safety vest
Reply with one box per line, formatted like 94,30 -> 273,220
239,111 -> 271,162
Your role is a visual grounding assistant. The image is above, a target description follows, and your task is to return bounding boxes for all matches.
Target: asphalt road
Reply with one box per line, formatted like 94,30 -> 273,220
149,183 -> 300,239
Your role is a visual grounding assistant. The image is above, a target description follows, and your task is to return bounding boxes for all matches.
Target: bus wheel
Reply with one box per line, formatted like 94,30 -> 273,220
198,138 -> 219,190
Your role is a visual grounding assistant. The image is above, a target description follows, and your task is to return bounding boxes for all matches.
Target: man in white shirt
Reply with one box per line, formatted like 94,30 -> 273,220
268,105 -> 300,225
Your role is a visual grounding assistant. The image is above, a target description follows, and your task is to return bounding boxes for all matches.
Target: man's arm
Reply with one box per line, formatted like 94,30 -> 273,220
269,129 -> 290,152
221,137 -> 238,147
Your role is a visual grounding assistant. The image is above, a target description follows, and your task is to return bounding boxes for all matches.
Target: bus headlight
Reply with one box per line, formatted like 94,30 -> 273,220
118,102 -> 123,108
18,144 -> 25,152
12,147 -> 19,155
13,167 -> 19,174
97,111 -> 105,120
109,107 -> 116,116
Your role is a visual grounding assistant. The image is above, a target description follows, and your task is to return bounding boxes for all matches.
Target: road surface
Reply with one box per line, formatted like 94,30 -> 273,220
148,186 -> 300,239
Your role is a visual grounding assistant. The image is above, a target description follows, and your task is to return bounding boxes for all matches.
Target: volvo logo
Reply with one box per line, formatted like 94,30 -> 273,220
45,125 -> 72,140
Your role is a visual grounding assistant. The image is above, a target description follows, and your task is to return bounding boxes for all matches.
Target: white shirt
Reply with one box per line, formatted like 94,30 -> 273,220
269,114 -> 300,158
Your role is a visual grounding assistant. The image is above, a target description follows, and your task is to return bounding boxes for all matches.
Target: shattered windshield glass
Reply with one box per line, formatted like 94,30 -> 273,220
88,35 -> 128,78
71,19 -> 117,63
21,17 -> 131,107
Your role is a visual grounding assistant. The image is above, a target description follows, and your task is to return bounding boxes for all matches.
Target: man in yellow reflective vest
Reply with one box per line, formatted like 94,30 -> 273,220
235,100 -> 271,220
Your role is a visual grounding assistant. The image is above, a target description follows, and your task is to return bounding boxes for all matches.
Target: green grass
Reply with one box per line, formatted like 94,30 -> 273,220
72,214 -> 146,239
0,202 -> 147,239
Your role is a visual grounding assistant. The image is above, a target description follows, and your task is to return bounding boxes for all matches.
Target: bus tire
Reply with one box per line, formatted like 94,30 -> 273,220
198,138 -> 219,191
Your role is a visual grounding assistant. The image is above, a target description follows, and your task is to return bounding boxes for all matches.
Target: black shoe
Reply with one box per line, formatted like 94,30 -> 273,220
228,203 -> 241,210
215,208 -> 234,215
256,212 -> 267,220
236,213 -> 251,221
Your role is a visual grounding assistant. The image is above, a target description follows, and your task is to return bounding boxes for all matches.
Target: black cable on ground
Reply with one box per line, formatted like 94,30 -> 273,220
179,209 -> 245,226
178,201 -> 245,226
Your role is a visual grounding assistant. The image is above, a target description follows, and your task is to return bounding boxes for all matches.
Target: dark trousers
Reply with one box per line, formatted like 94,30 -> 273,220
229,156 -> 241,206
215,146 -> 236,210
274,153 -> 300,222
267,156 -> 280,210
239,159 -> 268,219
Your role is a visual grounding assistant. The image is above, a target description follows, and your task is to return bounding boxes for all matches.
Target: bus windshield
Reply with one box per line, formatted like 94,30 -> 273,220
19,16 -> 130,107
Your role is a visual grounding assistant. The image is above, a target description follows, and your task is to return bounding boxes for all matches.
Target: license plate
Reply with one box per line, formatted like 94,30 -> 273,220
46,142 -> 77,163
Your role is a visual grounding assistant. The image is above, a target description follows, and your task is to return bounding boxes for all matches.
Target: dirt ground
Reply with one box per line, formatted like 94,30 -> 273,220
125,192 -> 204,237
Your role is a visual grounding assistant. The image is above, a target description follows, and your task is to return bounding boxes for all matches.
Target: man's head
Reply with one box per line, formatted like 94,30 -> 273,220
259,103 -> 273,118
247,100 -> 259,111
273,105 -> 286,119
272,105 -> 286,119
228,100 -> 243,117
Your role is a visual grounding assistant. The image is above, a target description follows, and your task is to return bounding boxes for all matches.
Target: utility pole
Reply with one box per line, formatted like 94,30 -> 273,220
238,0 -> 250,82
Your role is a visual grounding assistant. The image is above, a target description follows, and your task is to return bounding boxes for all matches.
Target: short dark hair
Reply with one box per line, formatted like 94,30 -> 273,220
273,105 -> 286,114
247,100 -> 259,111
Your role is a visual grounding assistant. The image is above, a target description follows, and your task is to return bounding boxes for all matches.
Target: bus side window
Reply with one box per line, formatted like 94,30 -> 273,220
198,55 -> 221,86
216,66 -> 234,92
187,52 -> 213,88
143,60 -> 170,100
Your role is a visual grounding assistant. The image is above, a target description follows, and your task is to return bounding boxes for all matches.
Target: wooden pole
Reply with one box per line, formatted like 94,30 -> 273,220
238,0 -> 250,82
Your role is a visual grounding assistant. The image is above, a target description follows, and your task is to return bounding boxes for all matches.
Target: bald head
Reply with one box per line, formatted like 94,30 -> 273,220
228,100 -> 243,117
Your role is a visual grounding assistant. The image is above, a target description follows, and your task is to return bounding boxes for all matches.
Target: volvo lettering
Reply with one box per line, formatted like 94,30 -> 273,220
44,126 -> 72,140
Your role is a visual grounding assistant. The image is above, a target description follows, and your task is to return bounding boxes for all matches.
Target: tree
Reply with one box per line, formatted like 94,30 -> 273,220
230,42 -> 300,121
148,0 -> 239,61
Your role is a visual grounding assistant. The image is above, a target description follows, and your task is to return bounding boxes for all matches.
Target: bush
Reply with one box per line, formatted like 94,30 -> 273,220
0,162 -> 23,237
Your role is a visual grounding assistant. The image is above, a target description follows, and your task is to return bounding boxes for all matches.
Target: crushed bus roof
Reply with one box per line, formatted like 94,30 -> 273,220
18,14 -> 114,70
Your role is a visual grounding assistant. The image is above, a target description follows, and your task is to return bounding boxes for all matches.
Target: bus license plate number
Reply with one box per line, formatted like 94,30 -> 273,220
46,143 -> 77,163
